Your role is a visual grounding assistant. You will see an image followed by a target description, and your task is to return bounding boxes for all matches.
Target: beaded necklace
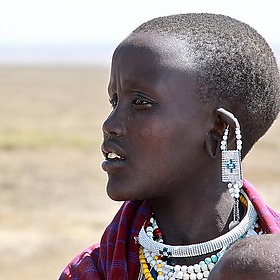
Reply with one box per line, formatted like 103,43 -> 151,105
138,191 -> 257,258
138,191 -> 262,280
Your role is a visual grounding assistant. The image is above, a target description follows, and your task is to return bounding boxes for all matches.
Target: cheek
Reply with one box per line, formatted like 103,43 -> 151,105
138,122 -> 169,151
137,116 -> 167,142
136,123 -> 170,166
137,121 -> 176,159
138,125 -> 154,140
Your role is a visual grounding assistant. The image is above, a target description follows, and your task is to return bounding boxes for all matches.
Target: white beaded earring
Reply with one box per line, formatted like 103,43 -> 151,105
218,108 -> 243,230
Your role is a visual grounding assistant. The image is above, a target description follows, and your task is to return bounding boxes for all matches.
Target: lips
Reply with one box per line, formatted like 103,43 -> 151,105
101,141 -> 126,172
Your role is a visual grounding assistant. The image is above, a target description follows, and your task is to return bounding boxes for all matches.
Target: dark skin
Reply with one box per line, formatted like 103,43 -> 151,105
101,33 -> 240,265
208,234 -> 280,280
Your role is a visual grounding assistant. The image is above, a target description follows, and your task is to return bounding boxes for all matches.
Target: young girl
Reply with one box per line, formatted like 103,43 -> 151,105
59,13 -> 280,280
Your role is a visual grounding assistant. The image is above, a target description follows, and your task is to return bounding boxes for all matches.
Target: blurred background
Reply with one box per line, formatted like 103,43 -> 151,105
0,0 -> 279,279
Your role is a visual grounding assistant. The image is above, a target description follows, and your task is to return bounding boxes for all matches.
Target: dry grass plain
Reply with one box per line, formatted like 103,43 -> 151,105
0,66 -> 279,280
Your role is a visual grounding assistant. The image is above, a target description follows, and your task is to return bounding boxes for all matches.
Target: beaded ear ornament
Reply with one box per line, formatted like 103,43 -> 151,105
217,108 -> 243,230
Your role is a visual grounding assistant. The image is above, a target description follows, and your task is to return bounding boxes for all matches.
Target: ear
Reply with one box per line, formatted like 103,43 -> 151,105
205,113 -> 226,158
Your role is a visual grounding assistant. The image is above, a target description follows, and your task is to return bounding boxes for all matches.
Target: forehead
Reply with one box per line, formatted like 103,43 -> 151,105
112,33 -> 196,73
108,33 -> 214,116
108,34 -> 208,112
108,33 -> 201,96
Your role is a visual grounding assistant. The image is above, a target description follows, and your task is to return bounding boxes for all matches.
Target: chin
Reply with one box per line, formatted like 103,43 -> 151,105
106,184 -> 144,202
106,188 -> 122,201
107,193 -> 125,202
106,184 -> 129,201
106,174 -> 155,201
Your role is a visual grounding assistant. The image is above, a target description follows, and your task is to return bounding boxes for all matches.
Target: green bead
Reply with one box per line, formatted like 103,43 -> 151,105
211,255 -> 218,263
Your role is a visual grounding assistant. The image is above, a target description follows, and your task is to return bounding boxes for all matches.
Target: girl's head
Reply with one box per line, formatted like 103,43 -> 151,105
103,33 -> 210,201
102,13 -> 280,201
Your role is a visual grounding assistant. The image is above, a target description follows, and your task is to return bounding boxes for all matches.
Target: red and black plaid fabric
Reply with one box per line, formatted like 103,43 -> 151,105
59,180 -> 280,279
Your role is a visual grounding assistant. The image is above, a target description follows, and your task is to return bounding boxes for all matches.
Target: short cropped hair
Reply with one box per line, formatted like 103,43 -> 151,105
129,13 -> 280,156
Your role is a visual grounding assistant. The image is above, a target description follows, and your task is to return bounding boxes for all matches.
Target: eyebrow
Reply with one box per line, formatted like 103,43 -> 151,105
109,79 -> 145,92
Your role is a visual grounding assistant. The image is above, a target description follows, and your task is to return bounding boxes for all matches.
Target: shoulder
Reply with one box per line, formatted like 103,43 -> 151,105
58,243 -> 103,280
58,200 -> 150,279
209,234 -> 280,280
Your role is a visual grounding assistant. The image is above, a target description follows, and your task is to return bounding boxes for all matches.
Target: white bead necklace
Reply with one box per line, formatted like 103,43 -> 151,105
138,190 -> 257,258
142,246 -> 224,280
139,191 -> 262,280
141,222 -> 262,280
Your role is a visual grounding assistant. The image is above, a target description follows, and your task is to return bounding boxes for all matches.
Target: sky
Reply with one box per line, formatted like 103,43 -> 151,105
0,0 -> 279,64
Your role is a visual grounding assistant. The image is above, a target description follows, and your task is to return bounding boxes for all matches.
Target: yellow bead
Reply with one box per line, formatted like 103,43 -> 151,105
138,246 -> 155,280
142,263 -> 149,269
144,272 -> 150,277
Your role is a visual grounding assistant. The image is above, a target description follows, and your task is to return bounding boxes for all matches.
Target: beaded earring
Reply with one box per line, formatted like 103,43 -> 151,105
218,108 -> 243,230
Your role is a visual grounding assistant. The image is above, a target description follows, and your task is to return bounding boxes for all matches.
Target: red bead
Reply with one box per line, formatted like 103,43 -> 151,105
255,226 -> 261,233
154,228 -> 163,239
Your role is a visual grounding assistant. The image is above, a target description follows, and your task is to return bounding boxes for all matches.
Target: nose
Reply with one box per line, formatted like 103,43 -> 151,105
102,109 -> 126,138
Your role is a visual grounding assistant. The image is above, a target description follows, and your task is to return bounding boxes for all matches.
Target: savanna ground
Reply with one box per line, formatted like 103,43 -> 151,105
0,66 -> 279,280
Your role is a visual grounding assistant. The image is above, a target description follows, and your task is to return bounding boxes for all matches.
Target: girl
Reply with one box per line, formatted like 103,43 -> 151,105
59,13 -> 280,280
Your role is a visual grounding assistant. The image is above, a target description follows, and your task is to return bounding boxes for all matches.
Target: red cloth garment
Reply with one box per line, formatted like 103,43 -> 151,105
59,180 -> 280,280
243,179 -> 280,234
59,200 -> 151,280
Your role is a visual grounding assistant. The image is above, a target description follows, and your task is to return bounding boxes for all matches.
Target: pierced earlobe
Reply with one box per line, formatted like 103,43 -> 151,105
205,131 -> 221,158
205,112 -> 228,159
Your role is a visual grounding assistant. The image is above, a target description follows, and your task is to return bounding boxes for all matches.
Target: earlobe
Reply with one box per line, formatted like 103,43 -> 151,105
205,131 -> 221,158
205,111 -> 227,159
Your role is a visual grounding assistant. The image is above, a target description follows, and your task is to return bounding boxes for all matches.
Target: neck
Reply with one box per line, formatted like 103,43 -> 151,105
148,181 -> 234,247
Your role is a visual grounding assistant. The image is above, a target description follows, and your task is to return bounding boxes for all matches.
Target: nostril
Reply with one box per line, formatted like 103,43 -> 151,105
103,131 -> 112,140
102,113 -> 125,137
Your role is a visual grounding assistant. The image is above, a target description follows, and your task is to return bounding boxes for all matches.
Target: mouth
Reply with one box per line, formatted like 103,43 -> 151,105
101,143 -> 126,172
105,151 -> 125,161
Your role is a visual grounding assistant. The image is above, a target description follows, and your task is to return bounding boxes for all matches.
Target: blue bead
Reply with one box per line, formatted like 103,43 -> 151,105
211,255 -> 218,263
205,257 -> 211,265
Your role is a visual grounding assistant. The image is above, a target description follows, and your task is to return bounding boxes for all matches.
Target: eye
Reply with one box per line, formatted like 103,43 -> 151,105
109,94 -> 118,109
132,97 -> 153,109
